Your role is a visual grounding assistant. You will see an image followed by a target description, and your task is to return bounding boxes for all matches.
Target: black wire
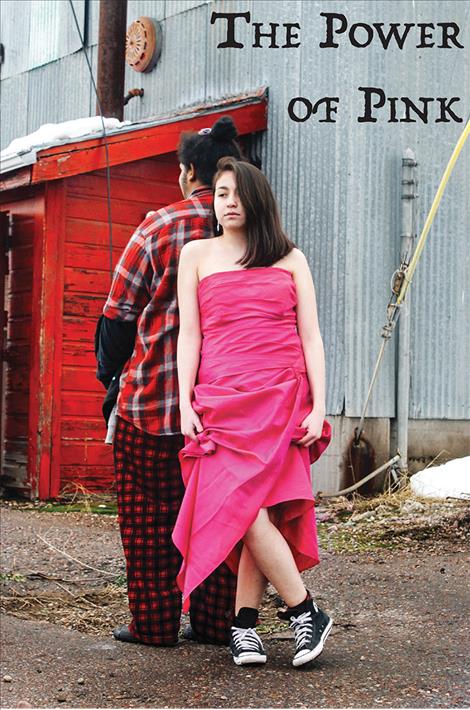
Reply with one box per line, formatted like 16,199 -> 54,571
68,0 -> 114,284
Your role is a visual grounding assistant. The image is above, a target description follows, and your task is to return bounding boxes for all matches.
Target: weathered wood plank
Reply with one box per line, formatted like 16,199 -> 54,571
60,441 -> 113,466
65,218 -> 133,247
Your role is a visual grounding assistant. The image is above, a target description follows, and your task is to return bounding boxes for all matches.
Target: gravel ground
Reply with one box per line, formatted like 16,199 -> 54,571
1,498 -> 469,708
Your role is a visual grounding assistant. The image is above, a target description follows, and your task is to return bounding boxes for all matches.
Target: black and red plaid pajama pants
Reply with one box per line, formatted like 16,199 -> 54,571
114,416 -> 236,645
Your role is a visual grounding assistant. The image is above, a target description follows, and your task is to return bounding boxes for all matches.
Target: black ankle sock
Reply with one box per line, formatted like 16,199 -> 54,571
287,590 -> 311,617
234,607 -> 259,629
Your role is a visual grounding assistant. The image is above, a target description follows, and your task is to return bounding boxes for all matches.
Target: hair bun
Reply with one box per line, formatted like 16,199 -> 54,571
210,116 -> 238,142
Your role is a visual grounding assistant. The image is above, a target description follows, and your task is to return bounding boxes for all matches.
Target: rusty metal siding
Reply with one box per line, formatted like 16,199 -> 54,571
1,0 -> 469,419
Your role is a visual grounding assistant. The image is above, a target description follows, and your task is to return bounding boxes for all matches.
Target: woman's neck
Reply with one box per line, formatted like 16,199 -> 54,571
219,229 -> 247,248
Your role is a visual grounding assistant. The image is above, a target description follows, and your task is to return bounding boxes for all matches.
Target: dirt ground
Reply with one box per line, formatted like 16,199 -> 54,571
1,494 -> 469,709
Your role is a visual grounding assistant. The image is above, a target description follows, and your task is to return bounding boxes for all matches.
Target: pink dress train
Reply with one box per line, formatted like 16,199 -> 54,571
172,267 -> 331,611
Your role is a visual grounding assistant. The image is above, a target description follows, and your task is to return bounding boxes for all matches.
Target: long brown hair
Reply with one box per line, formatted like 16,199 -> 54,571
213,157 -> 295,268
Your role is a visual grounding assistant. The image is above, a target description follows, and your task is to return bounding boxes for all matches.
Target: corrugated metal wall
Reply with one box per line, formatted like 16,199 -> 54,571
1,0 -> 469,420
0,0 -> 86,78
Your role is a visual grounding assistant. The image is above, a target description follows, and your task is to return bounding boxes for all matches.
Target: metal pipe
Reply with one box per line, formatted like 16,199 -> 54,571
320,454 -> 401,498
123,88 -> 144,106
96,0 -> 128,120
396,149 -> 417,473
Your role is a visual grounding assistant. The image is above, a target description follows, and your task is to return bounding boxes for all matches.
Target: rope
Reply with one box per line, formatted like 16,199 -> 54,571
396,118 -> 470,306
354,117 -> 470,445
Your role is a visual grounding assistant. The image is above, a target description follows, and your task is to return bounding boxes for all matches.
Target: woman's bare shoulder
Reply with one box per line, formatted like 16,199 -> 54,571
290,247 -> 308,264
180,238 -> 217,260
275,247 -> 308,270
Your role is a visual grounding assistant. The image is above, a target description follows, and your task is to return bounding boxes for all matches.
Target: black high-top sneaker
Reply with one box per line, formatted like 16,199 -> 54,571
229,625 -> 267,665
288,598 -> 333,667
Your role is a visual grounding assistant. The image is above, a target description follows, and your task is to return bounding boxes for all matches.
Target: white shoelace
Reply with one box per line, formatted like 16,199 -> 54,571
232,627 -> 262,652
290,610 -> 314,650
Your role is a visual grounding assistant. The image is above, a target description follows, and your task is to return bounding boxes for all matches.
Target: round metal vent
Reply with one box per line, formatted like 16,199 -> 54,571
126,17 -> 162,73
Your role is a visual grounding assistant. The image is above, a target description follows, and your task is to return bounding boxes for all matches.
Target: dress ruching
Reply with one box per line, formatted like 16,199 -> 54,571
172,268 -> 331,610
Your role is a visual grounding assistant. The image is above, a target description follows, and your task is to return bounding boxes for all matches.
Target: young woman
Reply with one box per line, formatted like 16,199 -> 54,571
172,157 -> 332,668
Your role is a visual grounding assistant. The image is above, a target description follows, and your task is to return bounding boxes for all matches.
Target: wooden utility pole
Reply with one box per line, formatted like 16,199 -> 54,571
96,0 -> 128,120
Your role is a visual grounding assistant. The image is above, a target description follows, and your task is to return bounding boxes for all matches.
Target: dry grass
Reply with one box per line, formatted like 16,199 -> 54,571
322,486 -> 413,513
51,483 -> 118,513
0,584 -> 129,635
316,481 -> 470,554
0,582 -> 287,637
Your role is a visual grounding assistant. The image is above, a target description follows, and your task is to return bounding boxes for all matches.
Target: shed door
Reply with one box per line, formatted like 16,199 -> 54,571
0,195 -> 44,497
0,211 -> 10,480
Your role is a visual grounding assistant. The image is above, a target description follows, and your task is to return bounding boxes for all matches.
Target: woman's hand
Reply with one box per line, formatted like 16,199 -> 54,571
180,404 -> 203,441
297,408 -> 325,447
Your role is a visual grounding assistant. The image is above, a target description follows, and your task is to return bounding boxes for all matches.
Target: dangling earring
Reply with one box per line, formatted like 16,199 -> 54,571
217,221 -> 221,233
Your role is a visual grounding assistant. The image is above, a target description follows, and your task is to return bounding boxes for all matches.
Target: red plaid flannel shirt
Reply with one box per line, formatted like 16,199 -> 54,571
103,187 -> 213,435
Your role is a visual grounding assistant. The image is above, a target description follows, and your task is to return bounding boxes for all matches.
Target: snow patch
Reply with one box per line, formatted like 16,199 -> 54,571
410,457 -> 470,500
1,116 -> 130,158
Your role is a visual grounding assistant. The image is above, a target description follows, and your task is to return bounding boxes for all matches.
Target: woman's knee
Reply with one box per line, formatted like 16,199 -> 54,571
244,508 -> 270,543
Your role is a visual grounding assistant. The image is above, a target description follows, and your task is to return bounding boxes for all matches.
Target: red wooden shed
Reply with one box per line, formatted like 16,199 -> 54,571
0,90 -> 268,499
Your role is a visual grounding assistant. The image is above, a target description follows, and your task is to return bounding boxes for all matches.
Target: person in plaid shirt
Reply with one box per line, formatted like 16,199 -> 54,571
99,116 -> 242,646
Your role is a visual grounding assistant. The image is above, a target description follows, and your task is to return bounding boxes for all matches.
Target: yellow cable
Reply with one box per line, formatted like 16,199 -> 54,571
397,118 -> 470,305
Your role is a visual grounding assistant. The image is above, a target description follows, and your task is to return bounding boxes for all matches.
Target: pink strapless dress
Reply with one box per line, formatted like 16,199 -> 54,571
172,267 -> 331,611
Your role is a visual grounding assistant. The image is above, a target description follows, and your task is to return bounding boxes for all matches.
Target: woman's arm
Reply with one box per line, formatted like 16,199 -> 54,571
291,249 -> 326,445
177,242 -> 204,440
